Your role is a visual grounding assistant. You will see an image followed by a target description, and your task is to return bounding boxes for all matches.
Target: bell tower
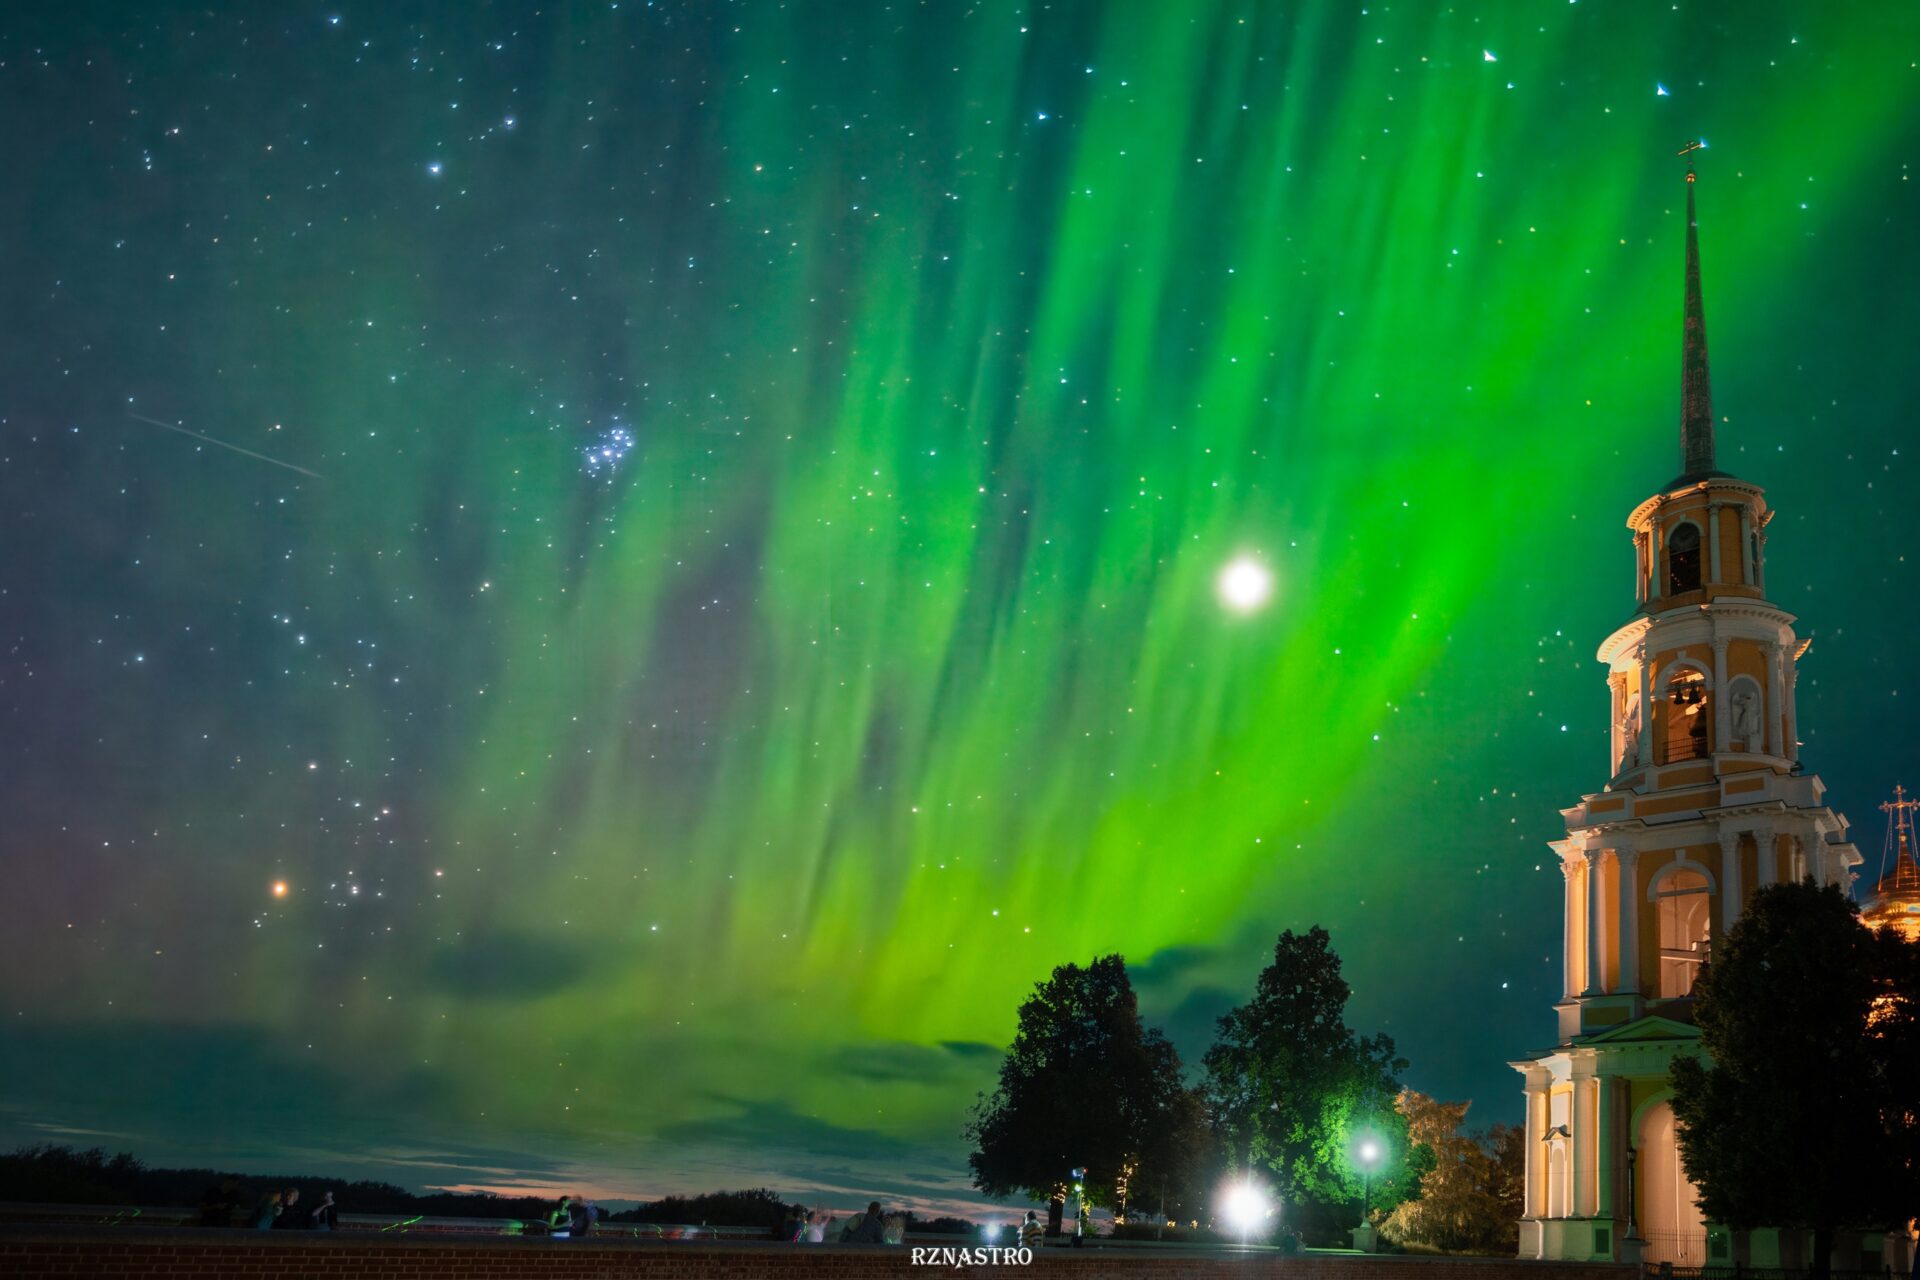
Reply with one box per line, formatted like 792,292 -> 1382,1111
1513,155 -> 1862,1267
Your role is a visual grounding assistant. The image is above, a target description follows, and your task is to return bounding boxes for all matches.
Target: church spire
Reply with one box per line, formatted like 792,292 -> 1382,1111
1679,148 -> 1715,479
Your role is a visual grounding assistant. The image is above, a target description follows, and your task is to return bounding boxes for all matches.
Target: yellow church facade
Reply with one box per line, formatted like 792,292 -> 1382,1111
1512,168 -> 1866,1268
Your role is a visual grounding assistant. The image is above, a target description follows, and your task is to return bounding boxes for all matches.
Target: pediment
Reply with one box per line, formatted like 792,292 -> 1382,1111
1580,1014 -> 1700,1045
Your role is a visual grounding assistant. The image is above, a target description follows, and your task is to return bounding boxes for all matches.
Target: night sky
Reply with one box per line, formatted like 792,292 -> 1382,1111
2,1 -> 1917,1216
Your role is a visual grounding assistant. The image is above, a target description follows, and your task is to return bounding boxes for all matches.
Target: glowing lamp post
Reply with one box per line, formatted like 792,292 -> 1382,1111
1222,1181 -> 1269,1249
1352,1133 -> 1385,1253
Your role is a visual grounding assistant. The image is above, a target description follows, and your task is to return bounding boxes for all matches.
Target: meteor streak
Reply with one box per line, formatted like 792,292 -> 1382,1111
127,412 -> 322,479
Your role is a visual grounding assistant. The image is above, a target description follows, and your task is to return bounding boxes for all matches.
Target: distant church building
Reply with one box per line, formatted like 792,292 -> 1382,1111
1511,165 -> 1866,1268
1861,787 -> 1920,942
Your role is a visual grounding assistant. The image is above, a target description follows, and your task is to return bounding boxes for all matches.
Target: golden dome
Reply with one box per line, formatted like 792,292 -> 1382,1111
1862,787 -> 1920,943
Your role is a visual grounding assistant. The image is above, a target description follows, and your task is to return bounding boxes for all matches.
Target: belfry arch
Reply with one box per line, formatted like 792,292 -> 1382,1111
1659,665 -> 1711,764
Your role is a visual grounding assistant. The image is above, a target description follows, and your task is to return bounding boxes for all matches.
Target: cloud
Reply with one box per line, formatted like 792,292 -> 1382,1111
423,933 -> 594,1001
1128,944 -> 1217,988
829,1040 -> 1001,1084
655,1097 -> 918,1162
1155,985 -> 1240,1067
0,1020 -> 1003,1219
0,1020 -> 452,1174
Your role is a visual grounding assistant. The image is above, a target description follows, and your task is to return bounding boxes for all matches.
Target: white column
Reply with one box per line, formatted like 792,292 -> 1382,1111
1562,861 -> 1579,998
1595,1077 -> 1618,1220
1584,850 -> 1608,996
1610,673 -> 1626,772
1791,832 -> 1811,883
1707,501 -> 1722,583
1719,829 -> 1744,933
1739,504 -> 1754,584
1636,647 -> 1655,767
1766,642 -> 1786,756
1616,849 -> 1641,996
1712,636 -> 1730,755
1570,1075 -> 1591,1219
1786,662 -> 1800,764
1523,1078 -> 1545,1218
1650,510 -> 1664,598
1755,825 -> 1778,886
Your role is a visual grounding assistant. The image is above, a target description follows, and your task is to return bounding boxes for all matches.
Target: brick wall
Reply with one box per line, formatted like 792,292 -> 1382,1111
0,1226 -> 1639,1279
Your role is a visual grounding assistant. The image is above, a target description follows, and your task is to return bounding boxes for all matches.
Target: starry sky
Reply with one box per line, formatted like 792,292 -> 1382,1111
1,0 -> 1917,1217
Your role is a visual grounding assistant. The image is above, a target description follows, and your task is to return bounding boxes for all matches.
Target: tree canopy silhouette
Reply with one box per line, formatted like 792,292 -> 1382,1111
1670,880 -> 1920,1275
964,955 -> 1205,1226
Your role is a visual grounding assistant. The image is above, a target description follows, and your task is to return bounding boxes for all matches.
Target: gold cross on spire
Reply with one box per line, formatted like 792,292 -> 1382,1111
1677,139 -> 1705,182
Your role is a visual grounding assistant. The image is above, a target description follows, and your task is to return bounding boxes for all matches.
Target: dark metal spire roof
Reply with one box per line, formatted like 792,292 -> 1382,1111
1678,166 -> 1718,481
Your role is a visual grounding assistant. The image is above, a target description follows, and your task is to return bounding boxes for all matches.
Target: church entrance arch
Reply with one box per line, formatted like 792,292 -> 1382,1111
1638,1098 -> 1706,1265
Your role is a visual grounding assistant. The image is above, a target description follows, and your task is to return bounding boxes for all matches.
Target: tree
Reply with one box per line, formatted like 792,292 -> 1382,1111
1133,1078 -> 1219,1224
1203,927 -> 1427,1241
1378,1093 -> 1516,1254
965,955 -> 1205,1229
608,1188 -> 803,1229
1481,1122 -> 1525,1254
1669,880 -> 1919,1276
1870,927 -> 1920,1204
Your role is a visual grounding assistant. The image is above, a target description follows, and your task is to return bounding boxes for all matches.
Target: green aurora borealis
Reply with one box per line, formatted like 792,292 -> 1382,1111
1,1 -> 1917,1209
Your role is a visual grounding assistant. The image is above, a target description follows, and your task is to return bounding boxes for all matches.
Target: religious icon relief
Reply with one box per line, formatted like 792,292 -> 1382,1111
1731,687 -> 1762,752
1617,705 -> 1641,773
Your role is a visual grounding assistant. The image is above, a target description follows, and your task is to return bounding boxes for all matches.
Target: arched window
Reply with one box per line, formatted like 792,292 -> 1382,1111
1546,1090 -> 1573,1219
1663,668 -> 1711,763
1548,1141 -> 1569,1219
1656,868 -> 1712,997
1667,521 -> 1702,594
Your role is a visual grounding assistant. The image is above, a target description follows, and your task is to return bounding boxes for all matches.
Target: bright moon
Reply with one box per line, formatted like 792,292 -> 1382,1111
271,880 -> 288,898
1217,556 -> 1274,613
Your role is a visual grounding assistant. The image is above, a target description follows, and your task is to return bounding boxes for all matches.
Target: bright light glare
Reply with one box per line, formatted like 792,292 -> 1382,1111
1358,1138 -> 1382,1166
1217,556 -> 1274,613
1223,1181 -> 1269,1232
271,881 -> 288,898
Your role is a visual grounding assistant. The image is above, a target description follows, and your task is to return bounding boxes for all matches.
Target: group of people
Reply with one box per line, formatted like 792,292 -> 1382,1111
195,1181 -> 1041,1248
776,1201 -> 906,1244
545,1194 -> 599,1239
195,1179 -> 338,1230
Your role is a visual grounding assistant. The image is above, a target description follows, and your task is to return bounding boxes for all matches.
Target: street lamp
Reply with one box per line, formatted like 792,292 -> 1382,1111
1353,1132 -> 1385,1244
1222,1181 -> 1270,1248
